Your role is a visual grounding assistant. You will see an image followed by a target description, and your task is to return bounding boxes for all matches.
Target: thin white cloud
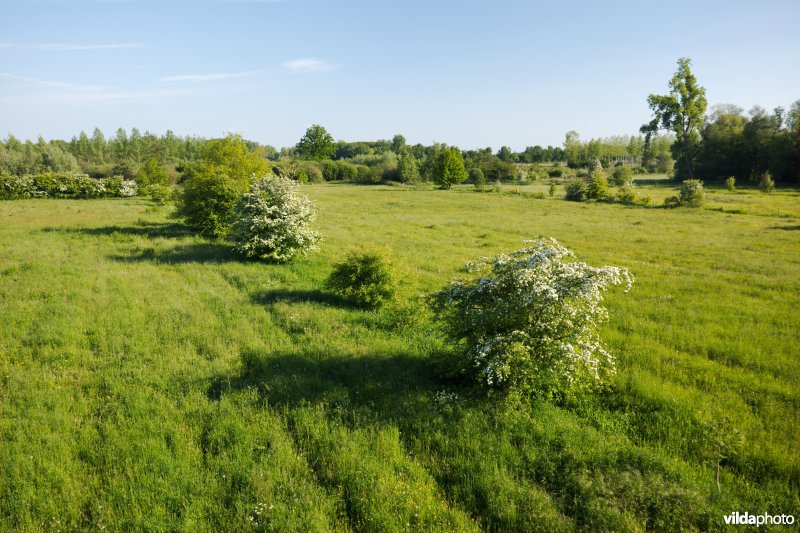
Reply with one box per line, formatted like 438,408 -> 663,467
282,58 -> 338,73
0,72 -> 182,103
158,70 -> 262,83
0,42 -> 147,51
0,72 -> 108,92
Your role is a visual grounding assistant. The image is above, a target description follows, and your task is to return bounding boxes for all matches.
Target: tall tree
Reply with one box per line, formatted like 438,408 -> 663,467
390,134 -> 407,154
397,146 -> 419,183
641,57 -> 707,179
433,147 -> 467,189
296,124 -> 335,161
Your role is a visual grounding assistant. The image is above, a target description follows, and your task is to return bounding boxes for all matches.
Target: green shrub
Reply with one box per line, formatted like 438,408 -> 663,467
428,237 -> 633,399
758,171 -> 775,193
548,167 -> 564,178
612,166 -> 633,187
326,246 -> 400,309
565,179 -> 587,201
174,171 -> 245,237
142,184 -> 174,204
663,195 -> 681,208
319,160 -> 338,181
336,161 -> 358,182
678,179 -> 705,207
616,184 -> 638,205
725,176 -> 736,192
548,181 -> 557,197
138,157 -> 169,187
470,168 -> 486,190
231,176 -> 320,262
586,172 -> 610,200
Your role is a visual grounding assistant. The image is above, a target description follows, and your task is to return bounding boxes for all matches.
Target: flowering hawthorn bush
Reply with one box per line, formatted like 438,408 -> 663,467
231,176 -> 321,262
0,173 -> 137,200
428,237 -> 633,399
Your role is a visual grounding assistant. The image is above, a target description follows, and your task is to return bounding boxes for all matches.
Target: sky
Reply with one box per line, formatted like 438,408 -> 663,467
1,0 -> 798,150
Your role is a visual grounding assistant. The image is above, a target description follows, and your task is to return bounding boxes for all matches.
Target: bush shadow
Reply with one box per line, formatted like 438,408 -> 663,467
250,289 -> 353,309
112,242 -> 241,264
44,221 -> 193,239
208,348 -> 447,424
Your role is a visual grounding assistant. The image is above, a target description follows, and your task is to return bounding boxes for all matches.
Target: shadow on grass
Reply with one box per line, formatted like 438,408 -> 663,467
112,242 -> 241,264
208,348 -> 445,421
768,224 -> 800,231
250,289 -> 352,308
44,221 -> 193,239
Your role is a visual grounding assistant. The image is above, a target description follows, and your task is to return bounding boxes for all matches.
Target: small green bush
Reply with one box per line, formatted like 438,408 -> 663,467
548,181 -> 557,197
142,184 -> 174,204
586,172 -> 610,200
663,195 -> 681,208
470,168 -> 486,190
565,179 -> 587,201
138,157 -> 170,187
725,176 -> 736,192
612,166 -> 633,187
326,246 -> 400,309
678,179 -> 705,207
758,171 -> 775,193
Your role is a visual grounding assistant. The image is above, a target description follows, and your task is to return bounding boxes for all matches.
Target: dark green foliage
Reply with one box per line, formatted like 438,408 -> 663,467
759,171 -> 775,193
296,124 -> 336,161
326,246 -> 400,309
565,179 -> 587,201
433,147 -> 467,189
611,166 -> 633,187
397,147 -> 420,184
548,181 -> 557,197
469,167 -> 485,190
174,172 -> 242,237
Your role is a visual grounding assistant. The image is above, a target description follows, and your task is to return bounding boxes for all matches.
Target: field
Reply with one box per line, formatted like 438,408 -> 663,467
1,180 -> 798,531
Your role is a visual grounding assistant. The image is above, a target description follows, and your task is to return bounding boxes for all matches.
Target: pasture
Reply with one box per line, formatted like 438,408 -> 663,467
1,181 -> 798,531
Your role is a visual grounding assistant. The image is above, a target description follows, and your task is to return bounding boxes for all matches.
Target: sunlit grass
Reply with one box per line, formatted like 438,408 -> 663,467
1,183 -> 798,531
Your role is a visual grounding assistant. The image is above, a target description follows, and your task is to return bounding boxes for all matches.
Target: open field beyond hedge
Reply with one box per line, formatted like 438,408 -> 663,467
1,181 -> 798,531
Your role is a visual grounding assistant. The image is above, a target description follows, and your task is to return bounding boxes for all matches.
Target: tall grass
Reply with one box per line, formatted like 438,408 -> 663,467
1,184 -> 798,531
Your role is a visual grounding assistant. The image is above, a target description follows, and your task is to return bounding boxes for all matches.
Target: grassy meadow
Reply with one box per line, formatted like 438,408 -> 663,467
1,180 -> 798,531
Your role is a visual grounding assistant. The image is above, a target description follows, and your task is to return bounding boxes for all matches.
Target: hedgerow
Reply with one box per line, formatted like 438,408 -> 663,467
0,173 -> 137,200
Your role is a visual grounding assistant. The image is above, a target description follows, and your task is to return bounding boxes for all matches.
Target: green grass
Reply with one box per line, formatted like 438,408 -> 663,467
1,183 -> 798,531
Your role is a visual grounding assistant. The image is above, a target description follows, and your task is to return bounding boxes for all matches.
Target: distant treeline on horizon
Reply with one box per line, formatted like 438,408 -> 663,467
1,101 -> 797,185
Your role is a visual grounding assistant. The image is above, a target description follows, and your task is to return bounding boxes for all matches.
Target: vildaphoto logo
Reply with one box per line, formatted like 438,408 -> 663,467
723,512 -> 795,526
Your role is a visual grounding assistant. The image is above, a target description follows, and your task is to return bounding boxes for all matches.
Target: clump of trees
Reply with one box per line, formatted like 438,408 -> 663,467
643,58 -> 799,184
428,237 -> 633,400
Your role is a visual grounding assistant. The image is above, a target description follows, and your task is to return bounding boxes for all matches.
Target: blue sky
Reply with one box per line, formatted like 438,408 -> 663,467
1,0 -> 798,150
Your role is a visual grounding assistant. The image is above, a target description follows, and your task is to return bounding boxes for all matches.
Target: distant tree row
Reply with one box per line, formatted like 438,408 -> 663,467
0,129 -> 277,182
642,57 -> 799,183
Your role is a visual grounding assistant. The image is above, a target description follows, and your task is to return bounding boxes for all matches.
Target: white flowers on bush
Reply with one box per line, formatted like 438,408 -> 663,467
428,237 -> 633,399
231,175 -> 321,262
